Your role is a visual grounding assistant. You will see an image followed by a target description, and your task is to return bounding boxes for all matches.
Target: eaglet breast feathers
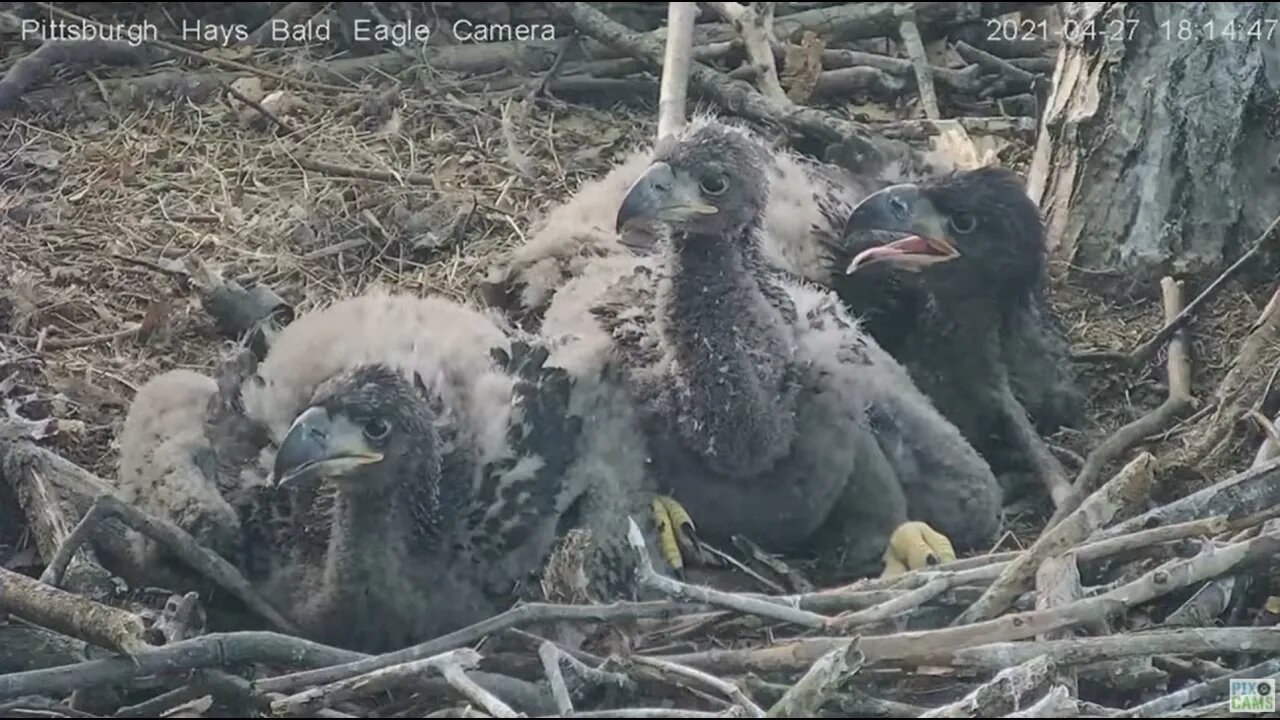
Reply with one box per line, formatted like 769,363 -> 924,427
114,289 -> 665,653
538,118 -> 1003,580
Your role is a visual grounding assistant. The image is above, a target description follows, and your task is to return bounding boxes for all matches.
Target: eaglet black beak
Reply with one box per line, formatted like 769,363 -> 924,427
615,161 -> 717,232
843,184 -> 960,273
273,406 -> 383,489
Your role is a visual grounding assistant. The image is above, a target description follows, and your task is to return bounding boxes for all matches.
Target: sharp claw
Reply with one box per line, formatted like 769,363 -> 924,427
882,521 -> 957,576
651,496 -> 703,575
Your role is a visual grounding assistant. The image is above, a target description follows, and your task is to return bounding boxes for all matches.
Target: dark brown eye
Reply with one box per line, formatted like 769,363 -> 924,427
949,212 -> 977,235
363,418 -> 390,441
700,175 -> 729,196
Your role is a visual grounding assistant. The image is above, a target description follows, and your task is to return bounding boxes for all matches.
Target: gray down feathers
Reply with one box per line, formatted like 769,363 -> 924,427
536,118 -> 1001,579
113,289 -> 660,652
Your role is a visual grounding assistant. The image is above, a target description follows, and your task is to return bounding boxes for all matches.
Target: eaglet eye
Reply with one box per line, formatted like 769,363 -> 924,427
949,212 -> 978,235
700,174 -> 729,196
363,417 -> 391,441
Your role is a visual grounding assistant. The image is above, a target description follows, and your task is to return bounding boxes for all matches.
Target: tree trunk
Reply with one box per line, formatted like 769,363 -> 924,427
1029,2 -> 1280,297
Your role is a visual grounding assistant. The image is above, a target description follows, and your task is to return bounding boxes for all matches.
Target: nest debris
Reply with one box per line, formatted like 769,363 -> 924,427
2,2 -> 1280,718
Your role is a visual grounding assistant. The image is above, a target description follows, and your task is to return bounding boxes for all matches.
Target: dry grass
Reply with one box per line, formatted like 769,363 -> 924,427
1,57 -> 656,478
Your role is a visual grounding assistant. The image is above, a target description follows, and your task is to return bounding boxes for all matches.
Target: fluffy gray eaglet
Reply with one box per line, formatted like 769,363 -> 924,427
841,168 -> 1085,507
480,114 -> 883,331
540,120 -> 1002,579
115,291 -> 656,652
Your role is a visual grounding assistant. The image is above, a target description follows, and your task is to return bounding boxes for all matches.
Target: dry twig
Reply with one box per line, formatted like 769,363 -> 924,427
921,656 -> 1056,717
626,519 -> 833,629
1076,213 -> 1280,366
657,526 -> 1280,672
0,632 -> 362,701
42,492 -> 295,634
443,663 -> 520,718
765,641 -> 865,717
1049,279 -> 1193,527
632,656 -> 765,717
1123,657 -> 1280,717
956,452 -> 1155,624
270,649 -> 482,716
257,600 -> 703,694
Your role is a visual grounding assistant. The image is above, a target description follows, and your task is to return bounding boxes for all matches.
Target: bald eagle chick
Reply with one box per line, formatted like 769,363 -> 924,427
116,291 -> 655,652
842,167 -> 1084,506
481,114 -> 883,330
542,120 -> 1002,579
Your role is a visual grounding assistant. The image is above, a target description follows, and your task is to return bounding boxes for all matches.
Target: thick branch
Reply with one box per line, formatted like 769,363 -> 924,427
657,627 -> 1280,674
270,649 -> 481,716
956,453 -> 1155,624
1124,657 -> 1280,717
0,436 -> 115,597
921,656 -> 1055,718
1036,555 -> 1083,695
0,566 -> 148,656
765,642 -> 865,717
632,656 -> 765,717
656,528 -> 1280,671
1103,457 -> 1280,538
256,600 -> 703,695
0,632 -> 363,702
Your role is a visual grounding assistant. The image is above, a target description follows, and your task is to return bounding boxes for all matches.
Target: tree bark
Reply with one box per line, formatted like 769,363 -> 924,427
1029,2 -> 1280,296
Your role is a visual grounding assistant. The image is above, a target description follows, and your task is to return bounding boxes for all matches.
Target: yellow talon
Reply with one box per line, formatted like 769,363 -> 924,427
651,495 -> 701,573
879,521 -> 956,578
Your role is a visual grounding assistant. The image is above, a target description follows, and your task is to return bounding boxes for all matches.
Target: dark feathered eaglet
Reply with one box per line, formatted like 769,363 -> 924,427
114,290 -> 656,653
540,119 -> 1002,580
840,166 -> 1085,505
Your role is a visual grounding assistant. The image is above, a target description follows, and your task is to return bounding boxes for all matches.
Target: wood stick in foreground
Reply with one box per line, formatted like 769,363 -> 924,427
1007,685 -> 1079,718
955,452 -> 1155,624
0,565 -> 150,656
0,631 -> 363,702
921,655 -> 1056,718
625,518 -> 834,629
633,655 -> 765,717
270,649 -> 481,716
652,528 -> 1280,672
256,600 -> 704,695
765,641 -> 865,718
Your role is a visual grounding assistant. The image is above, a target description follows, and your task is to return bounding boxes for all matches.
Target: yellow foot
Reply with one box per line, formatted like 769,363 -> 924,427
879,521 -> 956,578
651,496 -> 703,574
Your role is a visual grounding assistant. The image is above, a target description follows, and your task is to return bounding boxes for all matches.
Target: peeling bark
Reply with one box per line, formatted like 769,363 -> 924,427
1029,2 -> 1280,295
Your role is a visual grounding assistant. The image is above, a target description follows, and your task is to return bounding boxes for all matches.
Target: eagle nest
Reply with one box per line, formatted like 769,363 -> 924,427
3,3 -> 1280,718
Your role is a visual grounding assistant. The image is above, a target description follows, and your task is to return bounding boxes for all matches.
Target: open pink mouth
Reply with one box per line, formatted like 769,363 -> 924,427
847,234 -> 959,273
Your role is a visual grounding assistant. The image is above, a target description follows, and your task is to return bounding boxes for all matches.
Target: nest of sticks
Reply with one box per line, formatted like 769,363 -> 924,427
3,2 -> 1280,717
